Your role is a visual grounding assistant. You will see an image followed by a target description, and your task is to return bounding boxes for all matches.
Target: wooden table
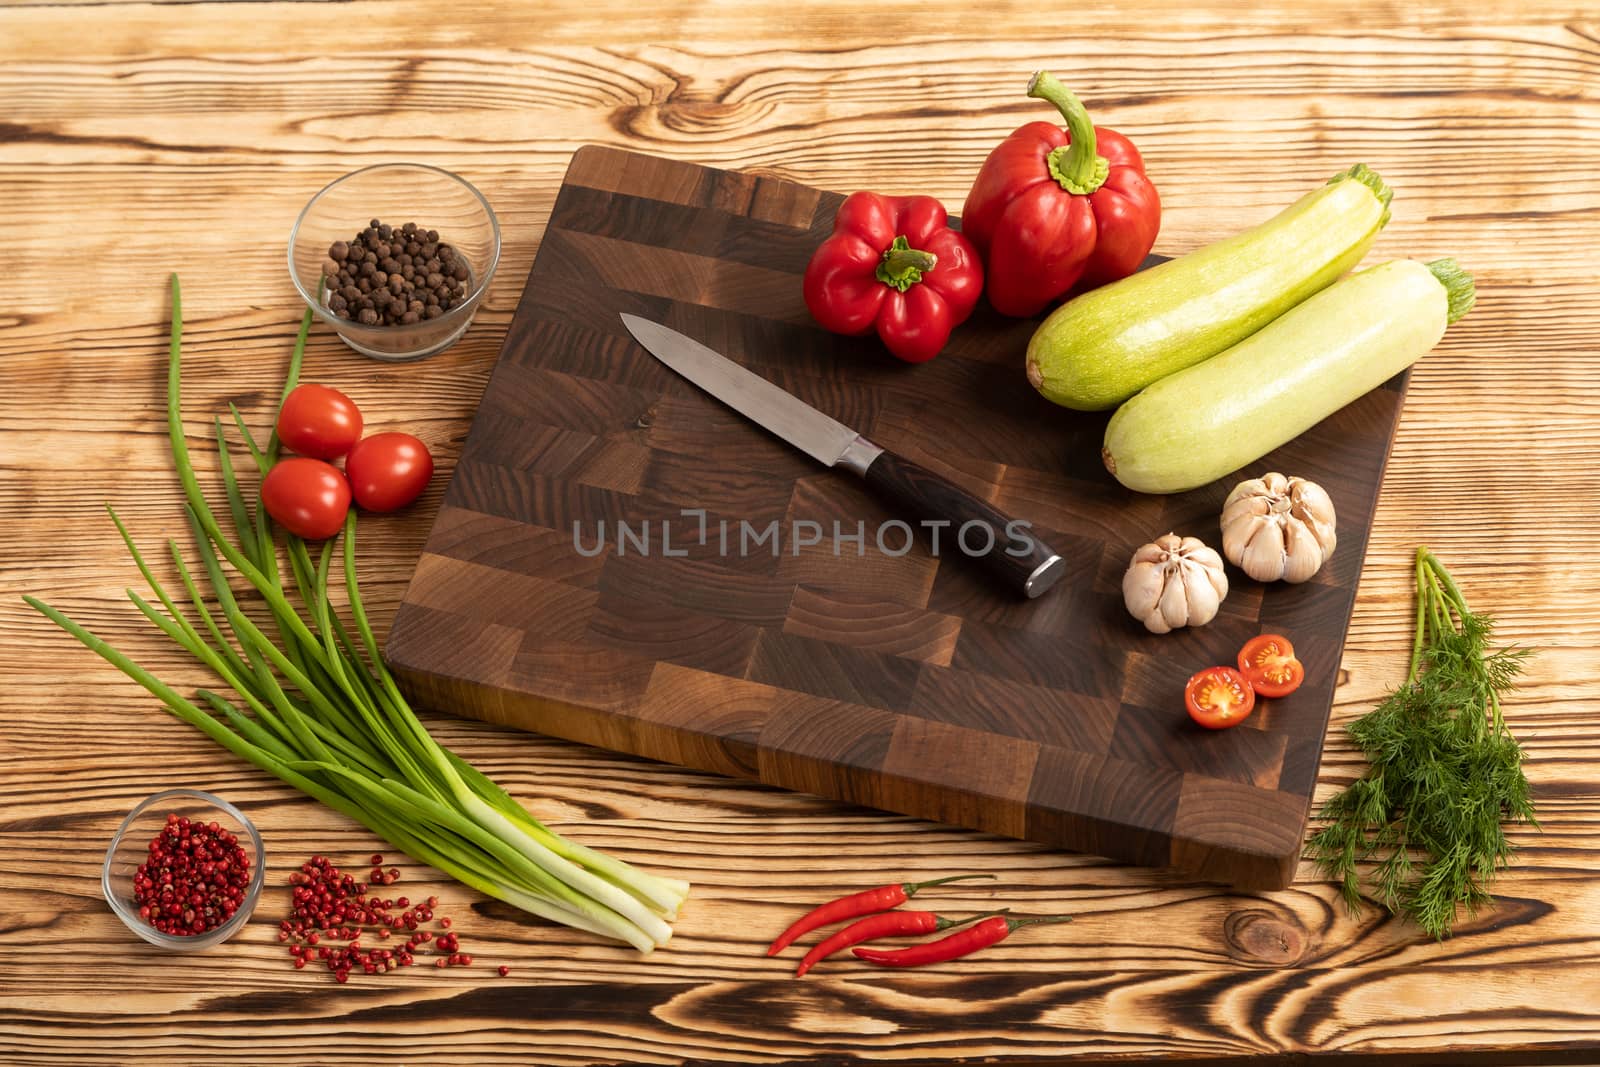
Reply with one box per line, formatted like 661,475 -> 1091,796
4,1 -> 1597,1062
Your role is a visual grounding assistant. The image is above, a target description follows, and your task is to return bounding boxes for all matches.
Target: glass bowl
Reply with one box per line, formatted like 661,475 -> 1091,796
289,163 -> 501,361
102,788 -> 266,951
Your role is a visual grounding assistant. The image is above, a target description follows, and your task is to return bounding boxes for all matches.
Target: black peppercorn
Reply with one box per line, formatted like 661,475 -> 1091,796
323,218 -> 471,327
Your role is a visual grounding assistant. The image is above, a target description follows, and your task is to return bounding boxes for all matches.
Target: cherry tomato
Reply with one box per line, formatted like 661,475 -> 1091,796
1185,666 -> 1256,730
276,383 -> 364,460
261,457 -> 351,540
1237,634 -> 1306,698
344,432 -> 434,512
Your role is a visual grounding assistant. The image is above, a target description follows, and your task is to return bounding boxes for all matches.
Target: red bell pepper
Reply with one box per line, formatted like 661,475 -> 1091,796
803,192 -> 983,363
962,72 -> 1160,318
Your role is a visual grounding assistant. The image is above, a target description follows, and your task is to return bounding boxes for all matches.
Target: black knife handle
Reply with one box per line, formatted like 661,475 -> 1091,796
859,447 -> 1065,599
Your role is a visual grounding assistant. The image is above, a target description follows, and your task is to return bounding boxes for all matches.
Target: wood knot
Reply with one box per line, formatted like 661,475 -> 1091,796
657,99 -> 761,134
1223,906 -> 1307,967
610,88 -> 774,143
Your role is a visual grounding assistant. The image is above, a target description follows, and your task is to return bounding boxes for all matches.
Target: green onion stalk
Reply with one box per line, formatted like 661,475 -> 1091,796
26,275 -> 689,952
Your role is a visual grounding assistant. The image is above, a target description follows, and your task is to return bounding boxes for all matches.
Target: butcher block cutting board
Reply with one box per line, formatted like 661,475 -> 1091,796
387,145 -> 1407,890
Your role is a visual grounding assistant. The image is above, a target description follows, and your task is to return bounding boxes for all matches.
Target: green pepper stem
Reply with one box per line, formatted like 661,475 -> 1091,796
902,873 -> 995,895
935,908 -> 1010,931
876,236 -> 938,292
1007,913 -> 1074,933
1029,72 -> 1108,195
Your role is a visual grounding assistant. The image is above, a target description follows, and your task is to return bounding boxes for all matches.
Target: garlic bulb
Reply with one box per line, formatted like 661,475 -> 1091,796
1122,533 -> 1229,634
1221,473 -> 1337,583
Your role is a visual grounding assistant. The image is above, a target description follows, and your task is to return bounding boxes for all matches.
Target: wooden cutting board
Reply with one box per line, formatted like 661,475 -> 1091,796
386,145 -> 1407,890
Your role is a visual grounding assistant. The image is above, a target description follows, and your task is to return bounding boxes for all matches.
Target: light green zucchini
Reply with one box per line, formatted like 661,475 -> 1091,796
1026,164 -> 1393,411
1101,258 -> 1475,495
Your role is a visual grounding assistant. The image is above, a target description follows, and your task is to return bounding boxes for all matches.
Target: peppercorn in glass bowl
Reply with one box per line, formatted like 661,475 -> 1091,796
289,163 -> 501,361
102,788 -> 266,951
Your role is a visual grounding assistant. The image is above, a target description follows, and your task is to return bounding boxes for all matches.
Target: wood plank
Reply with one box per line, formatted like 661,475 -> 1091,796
4,2 -> 1599,1063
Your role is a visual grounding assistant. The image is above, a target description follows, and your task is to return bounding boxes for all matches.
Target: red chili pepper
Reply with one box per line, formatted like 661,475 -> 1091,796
802,191 -> 984,363
961,71 -> 1160,317
795,909 -> 1005,977
765,873 -> 994,957
850,913 -> 1073,967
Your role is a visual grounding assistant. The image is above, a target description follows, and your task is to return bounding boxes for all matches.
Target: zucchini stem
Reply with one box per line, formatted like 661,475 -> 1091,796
1425,257 -> 1477,325
1327,163 -> 1393,227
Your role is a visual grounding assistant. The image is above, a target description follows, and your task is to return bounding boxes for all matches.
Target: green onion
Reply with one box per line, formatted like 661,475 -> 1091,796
25,274 -> 688,951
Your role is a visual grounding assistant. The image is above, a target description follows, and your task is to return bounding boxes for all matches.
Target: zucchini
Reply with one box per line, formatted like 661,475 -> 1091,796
1026,164 -> 1393,411
1101,258 -> 1475,495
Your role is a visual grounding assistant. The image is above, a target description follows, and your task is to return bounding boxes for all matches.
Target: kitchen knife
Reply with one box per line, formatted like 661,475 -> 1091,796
620,314 -> 1065,599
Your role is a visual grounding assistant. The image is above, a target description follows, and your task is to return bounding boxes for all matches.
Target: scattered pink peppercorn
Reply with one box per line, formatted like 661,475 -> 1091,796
275,853 -> 495,983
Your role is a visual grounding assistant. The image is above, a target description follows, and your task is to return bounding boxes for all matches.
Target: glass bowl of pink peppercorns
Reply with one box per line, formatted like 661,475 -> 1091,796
102,788 -> 266,950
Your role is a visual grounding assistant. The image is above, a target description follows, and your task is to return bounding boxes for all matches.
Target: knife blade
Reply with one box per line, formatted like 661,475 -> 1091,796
620,314 -> 1065,599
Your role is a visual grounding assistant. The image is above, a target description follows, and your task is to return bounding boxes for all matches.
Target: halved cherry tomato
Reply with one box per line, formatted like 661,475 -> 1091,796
1185,666 -> 1256,730
276,383 -> 364,460
1237,634 -> 1305,699
260,457 -> 351,540
344,431 -> 434,512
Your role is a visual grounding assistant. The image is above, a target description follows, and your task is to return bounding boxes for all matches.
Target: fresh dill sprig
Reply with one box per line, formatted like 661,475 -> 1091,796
1305,547 -> 1536,939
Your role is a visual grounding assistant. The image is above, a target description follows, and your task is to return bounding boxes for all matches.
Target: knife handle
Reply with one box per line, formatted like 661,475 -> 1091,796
852,444 -> 1066,599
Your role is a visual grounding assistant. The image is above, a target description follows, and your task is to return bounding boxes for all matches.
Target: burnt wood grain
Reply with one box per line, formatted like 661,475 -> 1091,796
7,7 -> 1598,1062
387,145 -> 1410,890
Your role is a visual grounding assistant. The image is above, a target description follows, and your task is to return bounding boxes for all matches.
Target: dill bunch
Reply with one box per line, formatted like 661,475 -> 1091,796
1305,547 -> 1536,939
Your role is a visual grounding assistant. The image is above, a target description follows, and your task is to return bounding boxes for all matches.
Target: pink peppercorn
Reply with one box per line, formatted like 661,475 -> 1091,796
132,813 -> 251,937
